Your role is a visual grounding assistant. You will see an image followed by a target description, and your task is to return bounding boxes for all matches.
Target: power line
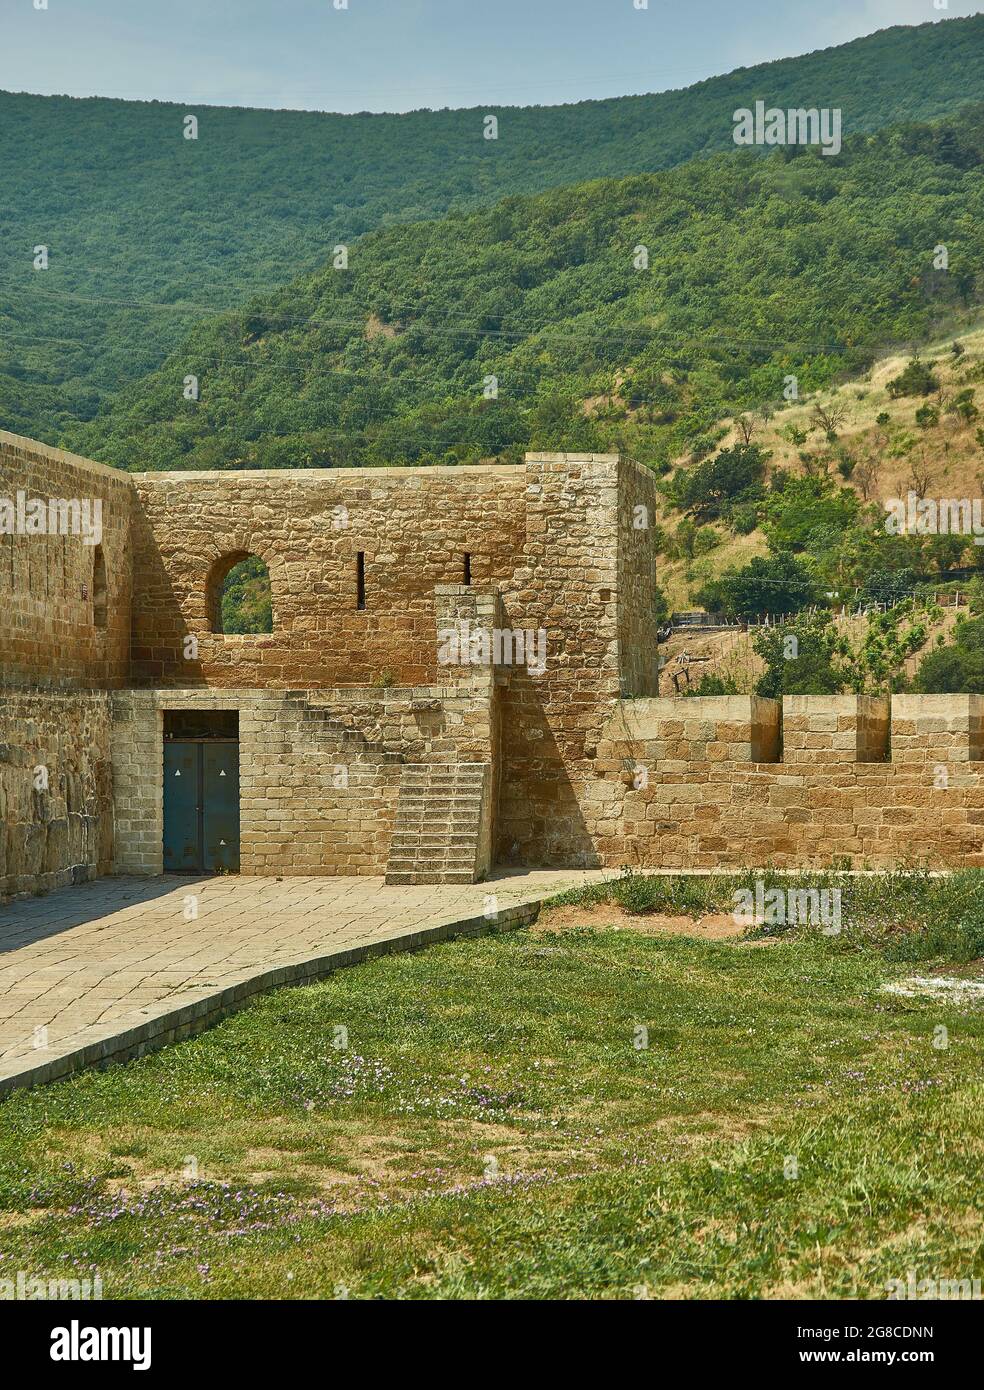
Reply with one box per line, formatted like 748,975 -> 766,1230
1,252 -> 952,357
0,293 -> 902,357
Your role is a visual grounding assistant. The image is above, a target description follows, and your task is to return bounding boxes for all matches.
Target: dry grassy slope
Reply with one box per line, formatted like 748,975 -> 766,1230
656,608 -> 964,697
655,320 -> 984,615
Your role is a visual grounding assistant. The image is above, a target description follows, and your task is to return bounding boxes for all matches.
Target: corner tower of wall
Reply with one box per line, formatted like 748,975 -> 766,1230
496,454 -> 624,865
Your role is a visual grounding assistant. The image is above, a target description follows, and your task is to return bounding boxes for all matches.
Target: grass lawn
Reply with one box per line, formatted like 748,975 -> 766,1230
1,870 -> 982,1300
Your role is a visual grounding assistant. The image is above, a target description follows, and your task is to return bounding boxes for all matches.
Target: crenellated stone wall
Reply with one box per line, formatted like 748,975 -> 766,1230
3,431 -> 984,897
594,694 -> 984,870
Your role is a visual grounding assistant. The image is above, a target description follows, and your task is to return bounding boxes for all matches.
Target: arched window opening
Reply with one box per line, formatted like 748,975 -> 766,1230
209,553 -> 273,634
92,545 -> 108,630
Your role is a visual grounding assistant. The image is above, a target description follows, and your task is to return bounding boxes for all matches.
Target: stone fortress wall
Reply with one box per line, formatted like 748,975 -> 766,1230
591,693 -> 984,870
2,429 -> 983,900
127,462 -> 530,688
1,435 -> 134,896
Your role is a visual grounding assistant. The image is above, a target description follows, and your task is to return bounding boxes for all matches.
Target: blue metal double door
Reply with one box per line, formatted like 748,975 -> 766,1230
163,740 -> 240,873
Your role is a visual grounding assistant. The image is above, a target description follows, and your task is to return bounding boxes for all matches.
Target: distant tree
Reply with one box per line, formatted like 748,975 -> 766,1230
809,401 -> 847,440
653,581 -> 670,625
927,535 -> 968,574
906,459 -> 937,497
860,567 -> 916,607
853,457 -> 879,500
754,613 -> 846,698
719,551 -> 819,621
763,474 -> 858,553
674,442 -> 768,521
887,358 -> 940,399
911,618 -> 984,694
735,414 -> 757,445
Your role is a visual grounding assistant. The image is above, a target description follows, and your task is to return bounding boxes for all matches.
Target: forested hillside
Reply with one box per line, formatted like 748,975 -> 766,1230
3,14 -> 984,441
66,106 -> 984,475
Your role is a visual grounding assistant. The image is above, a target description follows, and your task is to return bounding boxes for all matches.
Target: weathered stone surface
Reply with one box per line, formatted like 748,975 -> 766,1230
4,428 -> 984,892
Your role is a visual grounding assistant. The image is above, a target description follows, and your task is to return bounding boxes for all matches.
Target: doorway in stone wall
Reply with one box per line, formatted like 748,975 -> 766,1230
163,710 -> 240,873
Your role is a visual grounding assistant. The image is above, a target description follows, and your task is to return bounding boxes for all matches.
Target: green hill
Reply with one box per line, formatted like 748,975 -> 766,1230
4,14 -> 984,442
65,104 -> 984,473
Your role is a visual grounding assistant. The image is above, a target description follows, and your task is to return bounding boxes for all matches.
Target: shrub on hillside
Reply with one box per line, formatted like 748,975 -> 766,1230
730,503 -> 759,535
951,388 -> 978,423
713,551 -> 819,621
887,358 -> 940,399
911,616 -> 984,694
683,674 -> 739,696
754,614 -> 847,698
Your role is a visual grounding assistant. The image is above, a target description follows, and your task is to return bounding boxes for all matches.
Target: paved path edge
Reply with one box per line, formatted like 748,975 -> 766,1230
0,900 -> 540,1100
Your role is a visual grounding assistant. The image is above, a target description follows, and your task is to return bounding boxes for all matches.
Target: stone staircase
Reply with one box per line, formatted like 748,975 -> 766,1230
283,692 -> 399,758
385,763 -> 489,885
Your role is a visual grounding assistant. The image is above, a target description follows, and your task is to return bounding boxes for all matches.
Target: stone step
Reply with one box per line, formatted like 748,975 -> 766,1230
396,789 -> 482,798
385,761 -> 488,886
398,798 -> 481,809
393,812 -> 481,826
389,845 -> 476,857
390,834 -> 477,848
383,850 -> 475,861
400,767 -> 483,778
396,775 -> 483,785
383,868 -> 481,886
387,846 -> 478,862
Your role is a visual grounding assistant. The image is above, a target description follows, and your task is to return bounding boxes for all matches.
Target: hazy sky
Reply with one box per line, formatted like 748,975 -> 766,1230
0,0 -> 979,113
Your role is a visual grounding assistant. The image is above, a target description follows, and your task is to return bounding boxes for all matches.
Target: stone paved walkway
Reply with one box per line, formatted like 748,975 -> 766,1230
0,869 -> 608,1095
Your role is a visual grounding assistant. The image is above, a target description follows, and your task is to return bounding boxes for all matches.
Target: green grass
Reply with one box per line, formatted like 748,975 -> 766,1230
560,866 -> 984,964
0,884 -> 981,1299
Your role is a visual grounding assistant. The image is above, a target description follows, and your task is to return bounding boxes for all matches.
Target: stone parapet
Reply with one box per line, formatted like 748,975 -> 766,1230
783,695 -> 891,764
590,694 -> 984,871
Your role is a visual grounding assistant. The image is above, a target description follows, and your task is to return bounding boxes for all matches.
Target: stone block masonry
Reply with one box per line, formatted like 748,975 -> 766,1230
3,428 -> 984,897
114,688 -> 399,876
596,694 -> 984,869
127,463 -> 530,688
0,431 -> 133,690
783,695 -> 891,765
0,690 -> 113,898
